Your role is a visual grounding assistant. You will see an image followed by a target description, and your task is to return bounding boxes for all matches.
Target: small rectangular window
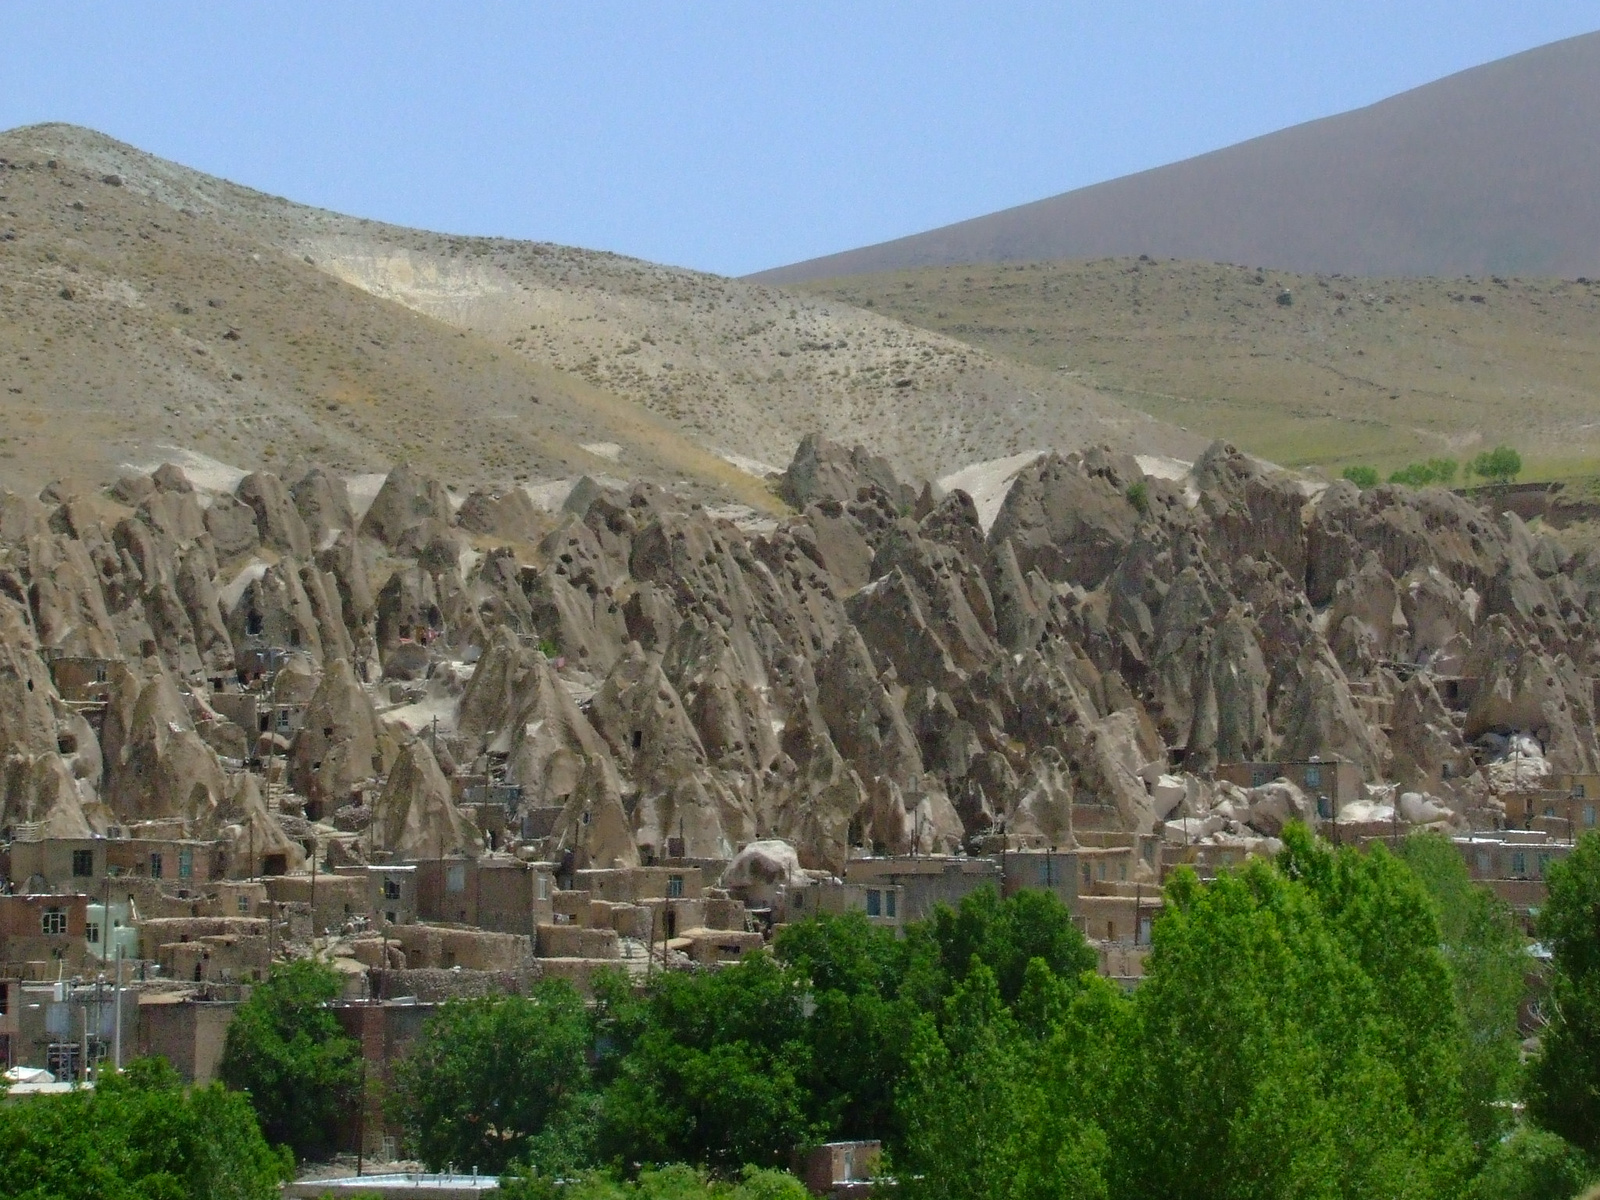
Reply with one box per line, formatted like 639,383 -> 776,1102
886,890 -> 897,918
87,921 -> 100,945
41,906 -> 68,935
865,889 -> 882,917
1512,852 -> 1527,877
384,878 -> 402,900
178,848 -> 193,879
71,849 -> 94,877
1304,765 -> 1322,788
237,894 -> 250,914
1586,805 -> 1596,827
667,874 -> 684,899
446,864 -> 466,893
1575,784 -> 1587,799
536,876 -> 549,900
149,853 -> 163,879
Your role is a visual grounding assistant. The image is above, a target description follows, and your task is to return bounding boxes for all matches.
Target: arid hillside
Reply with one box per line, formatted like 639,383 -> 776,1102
0,131 -> 782,508
755,31 -> 1600,283
799,257 -> 1600,482
0,124 -> 1198,497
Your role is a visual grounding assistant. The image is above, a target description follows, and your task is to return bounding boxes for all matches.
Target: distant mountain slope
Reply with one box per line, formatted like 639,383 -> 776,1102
0,124 -> 1199,496
755,32 -> 1600,284
801,257 -> 1600,482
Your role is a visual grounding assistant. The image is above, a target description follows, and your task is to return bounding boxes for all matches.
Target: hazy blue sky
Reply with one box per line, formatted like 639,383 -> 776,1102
4,4 -> 1596,275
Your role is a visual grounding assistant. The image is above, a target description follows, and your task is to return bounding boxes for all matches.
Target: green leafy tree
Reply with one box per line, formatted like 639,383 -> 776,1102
1462,1126 -> 1593,1200
1401,832 -> 1527,1150
1114,855 -> 1470,1200
1279,830 -> 1472,1162
897,962 -> 1110,1200
218,958 -> 362,1162
1528,832 -> 1600,1153
599,953 -> 818,1171
1470,445 -> 1522,483
0,1056 -> 291,1200
392,980 -> 597,1174
929,886 -> 1096,1005
1342,465 -> 1380,488
773,907 -> 908,999
775,910 -> 925,1142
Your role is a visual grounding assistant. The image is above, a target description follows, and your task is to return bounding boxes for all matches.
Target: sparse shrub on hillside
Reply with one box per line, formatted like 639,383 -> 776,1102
1342,465 -> 1379,489
1125,479 -> 1149,515
1469,446 -> 1522,484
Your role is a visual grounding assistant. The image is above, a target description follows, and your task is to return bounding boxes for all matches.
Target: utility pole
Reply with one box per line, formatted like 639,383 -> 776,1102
112,947 -> 123,1071
309,831 -> 319,940
92,973 -> 103,1084
646,904 -> 656,983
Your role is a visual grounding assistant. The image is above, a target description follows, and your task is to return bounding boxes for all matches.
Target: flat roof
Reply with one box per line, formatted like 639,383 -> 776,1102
299,1174 -> 498,1191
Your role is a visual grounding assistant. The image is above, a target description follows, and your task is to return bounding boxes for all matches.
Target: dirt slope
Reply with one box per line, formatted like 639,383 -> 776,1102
0,131 -> 777,508
0,124 -> 1200,496
754,31 -> 1600,283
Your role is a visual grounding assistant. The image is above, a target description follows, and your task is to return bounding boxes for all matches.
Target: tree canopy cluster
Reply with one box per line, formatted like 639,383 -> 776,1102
13,825 -> 1600,1200
0,1058 -> 290,1200
381,829 -> 1597,1200
1389,457 -> 1459,487
1342,446 -> 1524,490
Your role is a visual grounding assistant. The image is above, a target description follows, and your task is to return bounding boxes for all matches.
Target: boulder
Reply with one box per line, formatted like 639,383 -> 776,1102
722,839 -> 807,888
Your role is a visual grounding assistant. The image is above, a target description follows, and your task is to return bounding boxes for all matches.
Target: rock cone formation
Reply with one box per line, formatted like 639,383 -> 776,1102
0,439 -> 1588,878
